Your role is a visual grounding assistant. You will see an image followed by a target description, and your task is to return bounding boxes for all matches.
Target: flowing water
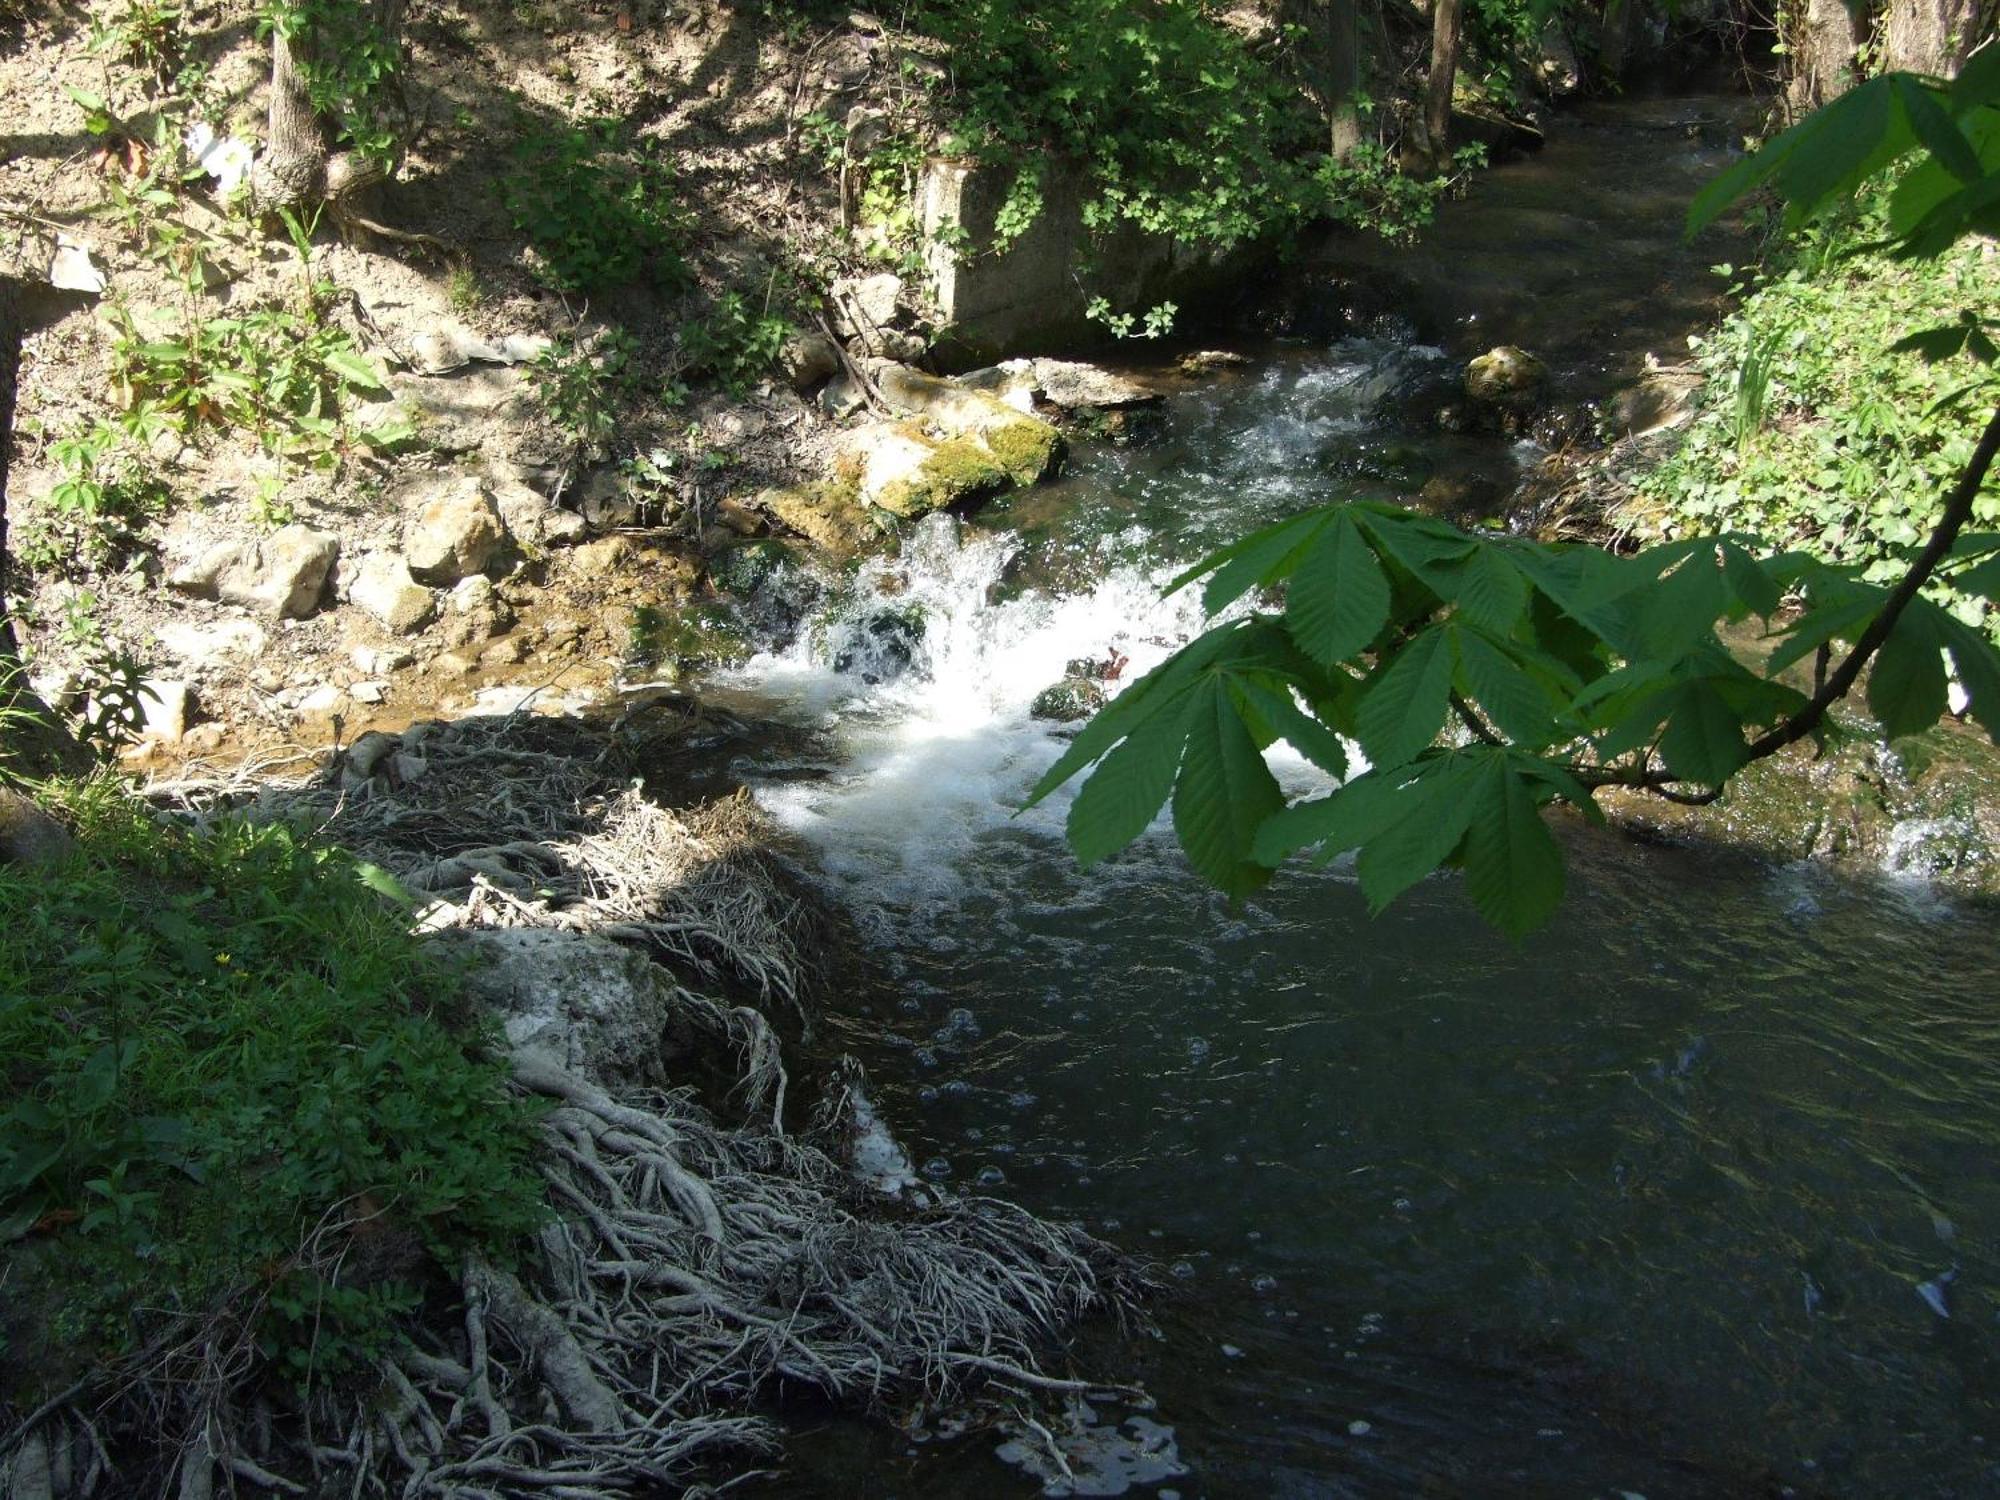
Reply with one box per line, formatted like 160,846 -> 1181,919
706,91 -> 2000,1498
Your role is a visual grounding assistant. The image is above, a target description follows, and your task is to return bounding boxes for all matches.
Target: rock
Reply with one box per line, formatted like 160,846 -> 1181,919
709,539 -> 795,596
1606,360 -> 1704,437
818,374 -> 868,420
577,468 -> 638,531
350,553 -> 436,635
830,607 -> 924,684
437,928 -> 697,1088
0,787 -> 74,867
956,363 -> 1041,412
566,535 -> 633,579
1538,19 -> 1582,96
1031,677 -> 1108,722
778,331 -> 840,392
404,477 -> 509,583
169,524 -> 338,619
1178,349 -> 1251,375
450,575 -> 496,614
841,408 -> 1061,520
154,617 -> 269,670
830,272 -> 905,338
428,651 -> 475,678
1465,345 -> 1548,403
757,486 -> 874,555
481,635 -> 529,667
714,495 -> 765,536
488,472 -> 587,547
351,644 -> 415,675
1026,358 -> 1161,409
294,683 -> 343,716
349,679 -> 388,704
138,678 -> 193,741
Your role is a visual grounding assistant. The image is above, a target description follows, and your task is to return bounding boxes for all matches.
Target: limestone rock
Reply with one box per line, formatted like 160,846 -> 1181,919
818,374 -> 868,420
404,478 -> 510,583
0,788 -> 74,867
778,331 -> 840,392
1177,349 -> 1251,376
830,272 -> 905,338
351,553 -> 436,635
169,524 -> 338,619
138,678 -> 192,741
1465,346 -> 1548,403
154,617 -> 268,670
757,486 -> 873,555
435,928 -> 694,1090
488,473 -> 588,548
1025,358 -> 1161,410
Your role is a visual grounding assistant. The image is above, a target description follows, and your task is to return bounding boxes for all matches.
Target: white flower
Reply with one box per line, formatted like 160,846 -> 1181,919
184,121 -> 256,196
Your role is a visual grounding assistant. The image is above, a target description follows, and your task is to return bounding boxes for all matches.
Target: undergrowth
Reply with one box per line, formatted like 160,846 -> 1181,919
1633,191 -> 2000,637
0,784 -> 545,1398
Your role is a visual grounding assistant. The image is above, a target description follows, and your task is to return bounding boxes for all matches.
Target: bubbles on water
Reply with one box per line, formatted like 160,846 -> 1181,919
921,1156 -> 951,1180
1170,1261 -> 1196,1280
1186,1037 -> 1211,1064
916,1085 -> 939,1104
1008,1090 -> 1038,1110
913,1047 -> 938,1069
934,1007 -> 981,1045
941,1079 -> 972,1099
1252,1275 -> 1279,1295
976,1166 -> 1007,1187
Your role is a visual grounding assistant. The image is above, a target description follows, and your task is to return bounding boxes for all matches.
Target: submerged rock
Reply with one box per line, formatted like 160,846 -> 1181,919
829,606 -> 924,684
1032,676 -> 1108,723
1466,345 -> 1548,404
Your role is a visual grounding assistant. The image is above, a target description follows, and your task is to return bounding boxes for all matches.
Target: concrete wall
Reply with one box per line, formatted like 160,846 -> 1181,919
918,157 -> 1242,368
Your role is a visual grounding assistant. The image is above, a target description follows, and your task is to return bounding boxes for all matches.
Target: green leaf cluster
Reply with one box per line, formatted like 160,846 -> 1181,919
1027,503 -> 2000,937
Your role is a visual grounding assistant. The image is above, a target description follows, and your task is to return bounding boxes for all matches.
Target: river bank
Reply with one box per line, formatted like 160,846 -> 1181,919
7,9 -> 2000,1492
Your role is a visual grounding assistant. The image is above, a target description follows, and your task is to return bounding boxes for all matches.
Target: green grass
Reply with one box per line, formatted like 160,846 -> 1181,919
0,781 -> 545,1398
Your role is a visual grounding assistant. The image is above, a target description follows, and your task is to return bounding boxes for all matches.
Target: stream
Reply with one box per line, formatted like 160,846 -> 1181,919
703,88 -> 2000,1497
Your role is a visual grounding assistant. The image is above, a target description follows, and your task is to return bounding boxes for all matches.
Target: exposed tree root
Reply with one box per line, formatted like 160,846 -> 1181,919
5,718 -> 1140,1497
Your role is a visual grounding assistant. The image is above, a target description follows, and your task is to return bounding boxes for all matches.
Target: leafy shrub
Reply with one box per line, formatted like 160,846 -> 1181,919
502,119 -> 688,294
17,419 -> 171,575
1634,194 -> 2000,635
530,328 -> 642,454
0,789 -> 546,1378
680,292 -> 789,394
106,298 -> 388,456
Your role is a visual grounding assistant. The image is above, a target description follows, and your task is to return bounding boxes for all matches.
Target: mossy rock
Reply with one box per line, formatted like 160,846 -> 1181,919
984,416 -> 1064,486
627,600 -> 749,673
876,435 -> 1011,519
709,539 -> 797,597
1031,676 -> 1108,723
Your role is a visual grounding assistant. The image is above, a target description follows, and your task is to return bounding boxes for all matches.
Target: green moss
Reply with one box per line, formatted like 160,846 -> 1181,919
627,600 -> 749,672
876,436 -> 1009,518
984,417 -> 1063,485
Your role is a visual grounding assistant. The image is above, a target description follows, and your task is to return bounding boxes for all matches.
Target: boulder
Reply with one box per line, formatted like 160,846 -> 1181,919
350,552 -> 436,635
778,330 -> 840,392
404,477 -> 510,583
0,788 -> 74,867
1026,358 -> 1161,410
488,472 -> 587,548
1465,345 -> 1548,403
434,928 -> 694,1089
756,486 -> 874,555
168,524 -> 338,619
830,272 -> 905,338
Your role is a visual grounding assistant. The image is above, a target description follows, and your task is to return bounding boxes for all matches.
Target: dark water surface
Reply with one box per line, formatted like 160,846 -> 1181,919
718,90 -> 2000,1498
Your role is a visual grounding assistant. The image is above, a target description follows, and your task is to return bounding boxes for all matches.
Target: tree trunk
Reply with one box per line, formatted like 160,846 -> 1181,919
1599,0 -> 1635,78
1419,0 -> 1464,164
1328,0 -> 1363,157
252,20 -> 330,207
1879,0 -> 1982,76
1786,0 -> 1865,113
1282,0 -> 1366,156
251,0 -> 405,210
0,275 -> 88,776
